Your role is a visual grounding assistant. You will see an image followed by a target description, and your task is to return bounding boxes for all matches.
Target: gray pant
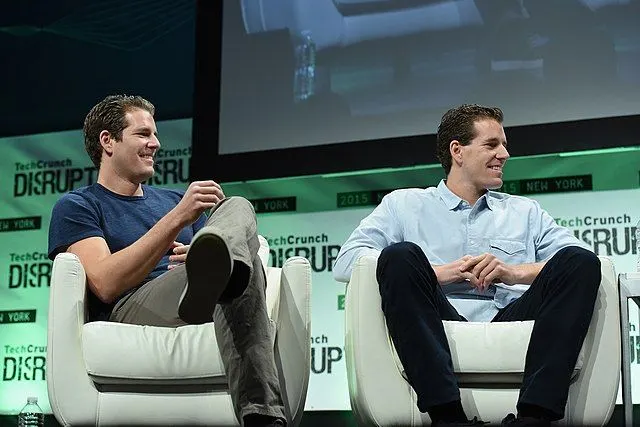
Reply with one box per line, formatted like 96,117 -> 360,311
110,197 -> 285,421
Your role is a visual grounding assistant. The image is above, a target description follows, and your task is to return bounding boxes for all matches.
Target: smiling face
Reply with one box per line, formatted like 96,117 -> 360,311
453,118 -> 510,193
101,108 -> 160,184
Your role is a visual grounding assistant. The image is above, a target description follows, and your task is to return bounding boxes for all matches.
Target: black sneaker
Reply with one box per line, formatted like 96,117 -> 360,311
501,413 -> 550,426
433,416 -> 488,426
179,229 -> 233,324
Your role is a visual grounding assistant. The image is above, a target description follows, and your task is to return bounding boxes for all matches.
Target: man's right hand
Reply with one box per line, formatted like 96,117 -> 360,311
432,255 -> 481,287
173,180 -> 225,225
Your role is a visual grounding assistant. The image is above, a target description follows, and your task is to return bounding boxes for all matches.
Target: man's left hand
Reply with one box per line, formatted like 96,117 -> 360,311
460,254 -> 545,291
168,241 -> 189,269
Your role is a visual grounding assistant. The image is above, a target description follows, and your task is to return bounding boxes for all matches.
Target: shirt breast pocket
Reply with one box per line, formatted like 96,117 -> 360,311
489,239 -> 527,264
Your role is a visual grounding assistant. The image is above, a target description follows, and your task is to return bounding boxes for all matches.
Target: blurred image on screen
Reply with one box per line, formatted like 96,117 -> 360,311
218,0 -> 640,154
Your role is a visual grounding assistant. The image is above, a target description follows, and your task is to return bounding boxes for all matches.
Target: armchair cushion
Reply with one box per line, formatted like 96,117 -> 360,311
81,235 -> 279,386
82,236 -> 281,385
390,321 -> 582,385
82,322 -> 226,384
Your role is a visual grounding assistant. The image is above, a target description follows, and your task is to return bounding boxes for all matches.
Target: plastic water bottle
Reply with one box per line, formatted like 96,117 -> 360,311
17,397 -> 43,427
636,219 -> 640,272
292,30 -> 316,103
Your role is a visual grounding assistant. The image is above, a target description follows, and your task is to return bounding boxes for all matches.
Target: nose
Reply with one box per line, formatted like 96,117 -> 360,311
149,135 -> 161,149
498,144 -> 510,160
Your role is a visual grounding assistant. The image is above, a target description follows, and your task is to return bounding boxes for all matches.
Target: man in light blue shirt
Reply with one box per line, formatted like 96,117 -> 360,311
334,105 -> 600,427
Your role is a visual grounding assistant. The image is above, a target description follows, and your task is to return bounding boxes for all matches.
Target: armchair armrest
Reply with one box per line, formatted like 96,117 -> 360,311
274,256 -> 312,426
568,256 -> 620,424
47,253 -> 99,426
345,255 -> 415,426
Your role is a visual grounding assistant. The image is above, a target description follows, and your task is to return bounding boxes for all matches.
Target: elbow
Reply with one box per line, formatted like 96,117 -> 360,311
334,274 -> 349,284
333,253 -> 351,283
88,279 -> 118,304
332,264 -> 350,283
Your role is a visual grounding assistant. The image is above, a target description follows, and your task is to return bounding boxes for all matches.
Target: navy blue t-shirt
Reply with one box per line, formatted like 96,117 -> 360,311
48,183 -> 207,321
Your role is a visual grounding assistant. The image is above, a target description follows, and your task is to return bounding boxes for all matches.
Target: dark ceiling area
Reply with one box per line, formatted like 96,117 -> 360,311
0,0 -> 196,138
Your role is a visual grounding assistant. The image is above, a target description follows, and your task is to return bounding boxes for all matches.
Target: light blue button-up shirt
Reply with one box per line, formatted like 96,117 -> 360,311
333,180 -> 590,321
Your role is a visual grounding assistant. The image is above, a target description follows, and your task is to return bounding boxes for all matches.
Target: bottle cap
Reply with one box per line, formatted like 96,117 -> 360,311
27,397 -> 38,404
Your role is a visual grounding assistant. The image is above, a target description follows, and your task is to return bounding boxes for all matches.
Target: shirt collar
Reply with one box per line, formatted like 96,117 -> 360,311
437,180 -> 464,210
436,179 -> 496,211
484,191 -> 497,210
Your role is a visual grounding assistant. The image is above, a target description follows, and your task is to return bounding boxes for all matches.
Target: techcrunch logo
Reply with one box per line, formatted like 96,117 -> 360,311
9,252 -> 48,262
554,214 -> 632,228
553,213 -> 639,257
14,165 -> 98,197
13,157 -> 99,197
2,344 -> 46,382
266,233 -> 340,272
13,151 -> 192,197
8,251 -> 51,289
570,225 -> 638,257
267,233 -> 329,247
3,344 -> 46,354
15,158 -> 73,171
155,147 -> 192,158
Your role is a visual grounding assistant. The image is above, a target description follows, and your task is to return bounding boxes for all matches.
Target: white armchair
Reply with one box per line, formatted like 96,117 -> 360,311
345,255 -> 620,426
47,236 -> 312,426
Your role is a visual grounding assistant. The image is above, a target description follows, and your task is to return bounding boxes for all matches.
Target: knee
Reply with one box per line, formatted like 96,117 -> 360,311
377,242 -> 432,293
224,196 -> 255,213
554,246 -> 601,290
216,196 -> 257,224
379,241 -> 423,265
556,246 -> 600,269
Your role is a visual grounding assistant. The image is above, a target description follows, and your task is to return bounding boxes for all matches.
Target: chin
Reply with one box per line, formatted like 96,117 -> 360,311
486,179 -> 503,190
136,169 -> 155,183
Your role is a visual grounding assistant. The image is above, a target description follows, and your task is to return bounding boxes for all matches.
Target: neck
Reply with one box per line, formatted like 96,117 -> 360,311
97,166 -> 143,197
445,170 -> 485,206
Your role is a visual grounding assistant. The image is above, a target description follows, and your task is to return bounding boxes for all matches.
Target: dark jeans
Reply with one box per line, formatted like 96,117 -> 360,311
376,242 -> 600,420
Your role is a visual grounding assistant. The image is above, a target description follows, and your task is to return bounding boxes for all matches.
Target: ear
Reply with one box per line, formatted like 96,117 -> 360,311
99,130 -> 114,155
449,140 -> 463,167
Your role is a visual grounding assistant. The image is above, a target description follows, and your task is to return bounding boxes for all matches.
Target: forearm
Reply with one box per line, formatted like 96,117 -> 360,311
514,262 -> 546,285
432,264 -> 458,286
90,210 -> 185,302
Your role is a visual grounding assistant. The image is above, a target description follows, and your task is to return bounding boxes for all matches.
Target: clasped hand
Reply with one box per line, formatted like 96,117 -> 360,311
435,253 -> 520,292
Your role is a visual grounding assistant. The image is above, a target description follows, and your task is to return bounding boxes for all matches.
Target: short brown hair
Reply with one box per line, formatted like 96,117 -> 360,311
436,104 -> 504,175
83,95 -> 155,168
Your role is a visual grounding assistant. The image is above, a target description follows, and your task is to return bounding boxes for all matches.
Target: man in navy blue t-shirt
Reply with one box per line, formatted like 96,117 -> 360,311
47,95 -> 285,427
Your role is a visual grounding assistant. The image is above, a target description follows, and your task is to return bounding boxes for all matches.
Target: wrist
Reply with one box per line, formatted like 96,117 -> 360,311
515,264 -> 537,285
165,208 -> 189,231
432,264 -> 444,285
432,264 -> 452,286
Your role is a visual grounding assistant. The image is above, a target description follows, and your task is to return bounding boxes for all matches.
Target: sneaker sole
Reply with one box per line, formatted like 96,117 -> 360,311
179,232 -> 232,324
